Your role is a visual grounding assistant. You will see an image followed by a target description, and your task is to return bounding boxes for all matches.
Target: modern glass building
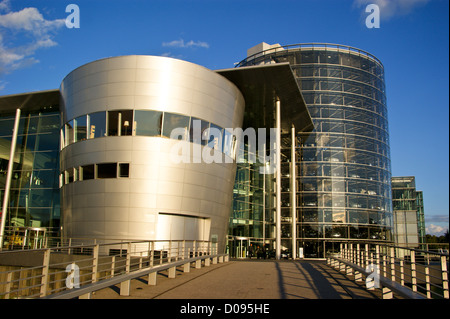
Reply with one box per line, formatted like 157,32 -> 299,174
0,90 -> 61,247
0,55 -> 314,255
233,43 -> 394,258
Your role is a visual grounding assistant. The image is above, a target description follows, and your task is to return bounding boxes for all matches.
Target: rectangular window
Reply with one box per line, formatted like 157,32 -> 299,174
162,113 -> 190,140
208,124 -> 223,150
97,163 -> 117,179
75,115 -> 87,142
189,118 -> 209,145
88,112 -> 106,139
108,110 -> 133,136
118,163 -> 129,178
82,164 -> 95,180
134,110 -> 163,136
65,120 -> 75,145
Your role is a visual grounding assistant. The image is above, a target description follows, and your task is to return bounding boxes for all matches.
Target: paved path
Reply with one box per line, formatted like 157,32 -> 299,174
93,260 -> 381,299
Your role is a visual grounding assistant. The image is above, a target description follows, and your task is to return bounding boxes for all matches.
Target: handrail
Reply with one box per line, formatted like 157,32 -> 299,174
43,253 -> 228,299
0,239 -> 224,299
327,242 -> 449,299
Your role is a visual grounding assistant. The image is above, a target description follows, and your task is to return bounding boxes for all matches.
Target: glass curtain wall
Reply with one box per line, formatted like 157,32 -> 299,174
228,143 -> 274,258
0,106 -> 61,241
239,44 -> 393,258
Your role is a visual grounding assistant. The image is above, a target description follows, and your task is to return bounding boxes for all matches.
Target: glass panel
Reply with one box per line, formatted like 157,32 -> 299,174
97,163 -> 117,179
107,110 -> 133,136
88,112 -> 106,139
75,115 -> 87,142
162,113 -> 190,140
118,163 -> 129,178
208,124 -> 223,150
223,129 -> 236,158
82,164 -> 95,180
134,110 -> 163,136
189,118 -> 209,145
65,120 -> 74,145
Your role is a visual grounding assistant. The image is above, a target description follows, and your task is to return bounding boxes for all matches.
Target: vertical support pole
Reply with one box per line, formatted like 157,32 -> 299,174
390,247 -> 395,282
411,250 -> 417,292
5,272 -> 12,299
290,125 -> 297,259
0,108 -> 21,250
441,255 -> 449,299
120,243 -> 131,296
150,241 -> 154,267
400,260 -> 405,286
111,256 -> 116,278
92,244 -> 99,283
275,99 -> 281,260
148,272 -> 157,286
425,266 -> 431,299
365,244 -> 369,268
40,249 -> 51,297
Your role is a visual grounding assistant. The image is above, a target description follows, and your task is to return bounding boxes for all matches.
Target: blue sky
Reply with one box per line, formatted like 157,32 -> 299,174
0,0 -> 448,235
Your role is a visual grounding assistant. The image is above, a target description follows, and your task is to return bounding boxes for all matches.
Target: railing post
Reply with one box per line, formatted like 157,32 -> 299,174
40,249 -> 51,297
441,255 -> 449,299
400,259 -> 405,286
356,244 -> 361,266
411,250 -> 417,292
390,246 -> 395,282
120,243 -> 131,296
111,256 -> 116,278
365,244 -> 369,268
92,244 -> 99,283
425,266 -> 431,299
150,241 -> 154,267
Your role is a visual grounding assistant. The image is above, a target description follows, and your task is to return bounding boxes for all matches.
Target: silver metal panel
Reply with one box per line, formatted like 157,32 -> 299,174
60,55 -> 244,252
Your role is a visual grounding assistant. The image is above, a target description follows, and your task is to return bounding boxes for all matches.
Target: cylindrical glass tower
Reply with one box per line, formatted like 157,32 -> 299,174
238,43 -> 393,258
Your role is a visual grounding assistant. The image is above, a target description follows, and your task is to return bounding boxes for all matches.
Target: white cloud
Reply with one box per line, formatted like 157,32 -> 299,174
162,38 -> 209,49
426,224 -> 447,236
353,0 -> 430,20
0,1 -> 65,81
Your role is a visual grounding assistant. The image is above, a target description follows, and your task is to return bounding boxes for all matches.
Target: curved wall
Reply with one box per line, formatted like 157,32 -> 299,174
59,55 -> 245,252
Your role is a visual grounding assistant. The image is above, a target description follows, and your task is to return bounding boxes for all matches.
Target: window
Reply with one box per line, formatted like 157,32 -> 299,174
65,120 -> 74,145
82,164 -> 95,180
97,163 -> 117,179
75,115 -> 87,142
88,112 -> 106,139
162,113 -> 190,140
208,124 -> 223,150
118,163 -> 129,178
134,110 -> 162,136
108,110 -> 133,136
189,118 -> 209,145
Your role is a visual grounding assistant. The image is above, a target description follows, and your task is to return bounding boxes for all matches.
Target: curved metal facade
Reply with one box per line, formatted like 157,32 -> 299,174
239,43 -> 393,257
59,55 -> 245,252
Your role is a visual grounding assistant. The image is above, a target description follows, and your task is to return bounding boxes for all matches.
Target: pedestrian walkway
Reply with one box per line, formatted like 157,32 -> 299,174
92,260 -> 381,299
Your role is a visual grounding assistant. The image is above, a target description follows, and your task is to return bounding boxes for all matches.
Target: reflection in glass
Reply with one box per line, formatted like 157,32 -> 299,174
134,110 -> 162,136
208,124 -> 223,150
88,112 -> 106,139
75,115 -> 87,142
163,113 -> 190,140
189,118 -> 209,145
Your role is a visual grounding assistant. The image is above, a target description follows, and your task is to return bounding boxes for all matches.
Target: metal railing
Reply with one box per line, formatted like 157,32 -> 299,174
0,239 -> 226,299
327,242 -> 449,299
